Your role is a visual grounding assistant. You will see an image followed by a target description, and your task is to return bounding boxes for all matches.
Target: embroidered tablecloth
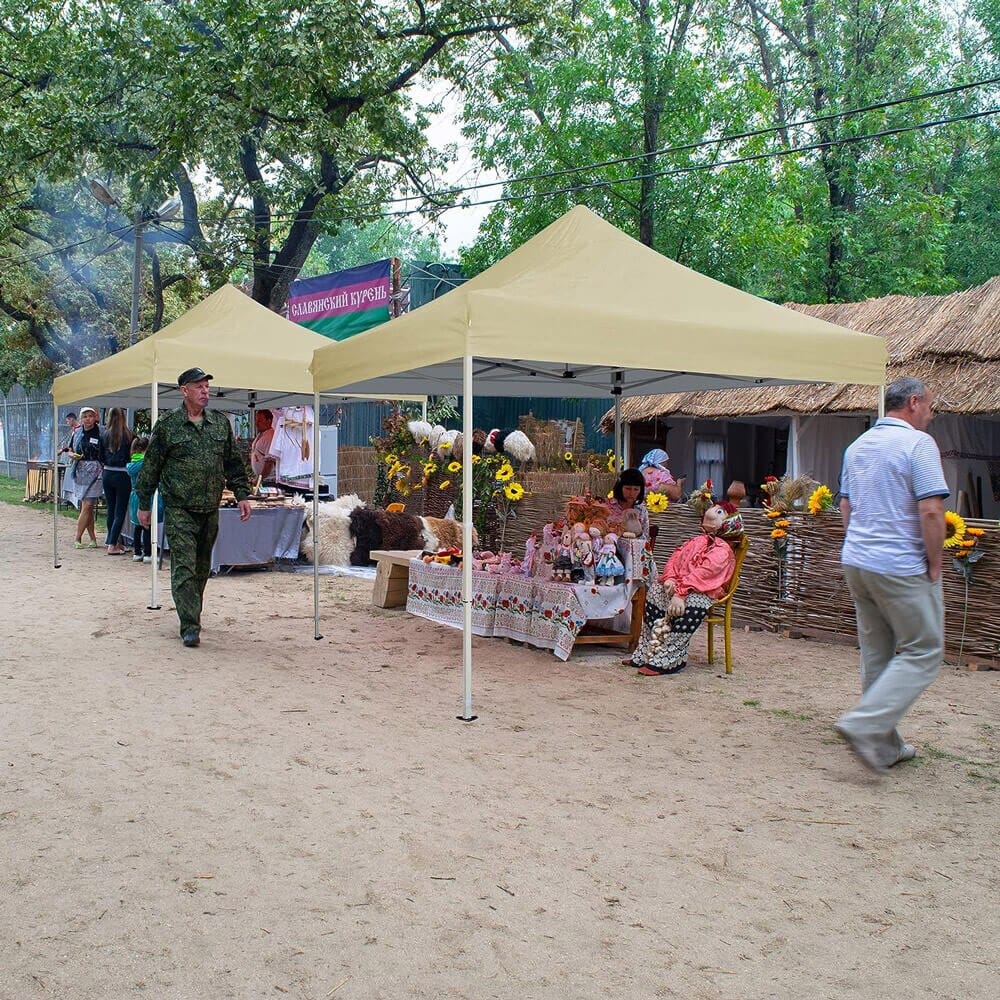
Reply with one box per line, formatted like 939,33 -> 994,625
405,538 -> 653,660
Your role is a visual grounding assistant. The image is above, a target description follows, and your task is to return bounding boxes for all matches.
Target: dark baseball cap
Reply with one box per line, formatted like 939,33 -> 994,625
177,367 -> 213,386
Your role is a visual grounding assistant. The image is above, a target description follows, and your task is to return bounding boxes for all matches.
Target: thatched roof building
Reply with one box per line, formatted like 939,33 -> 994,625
601,276 -> 1000,429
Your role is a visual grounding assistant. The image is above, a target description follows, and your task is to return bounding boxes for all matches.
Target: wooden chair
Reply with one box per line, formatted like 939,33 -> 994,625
705,535 -> 750,675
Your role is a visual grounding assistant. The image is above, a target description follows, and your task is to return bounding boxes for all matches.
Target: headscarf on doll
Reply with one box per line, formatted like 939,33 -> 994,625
638,448 -> 676,491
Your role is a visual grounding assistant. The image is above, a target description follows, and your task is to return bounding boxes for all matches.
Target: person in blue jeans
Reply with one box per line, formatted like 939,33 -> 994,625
100,407 -> 134,555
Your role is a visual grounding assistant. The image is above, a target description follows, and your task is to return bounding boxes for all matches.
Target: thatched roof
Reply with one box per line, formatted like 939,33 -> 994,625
602,277 -> 1000,428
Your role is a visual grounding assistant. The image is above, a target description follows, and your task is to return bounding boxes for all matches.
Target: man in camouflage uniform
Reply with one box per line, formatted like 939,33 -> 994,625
137,368 -> 251,647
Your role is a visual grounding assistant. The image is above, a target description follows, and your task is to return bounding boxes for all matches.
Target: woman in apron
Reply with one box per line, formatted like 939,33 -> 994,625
69,407 -> 104,549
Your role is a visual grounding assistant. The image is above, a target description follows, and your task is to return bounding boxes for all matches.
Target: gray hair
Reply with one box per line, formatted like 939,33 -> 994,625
884,376 -> 928,412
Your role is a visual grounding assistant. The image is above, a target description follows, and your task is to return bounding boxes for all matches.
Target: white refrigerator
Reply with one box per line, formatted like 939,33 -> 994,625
319,425 -> 338,497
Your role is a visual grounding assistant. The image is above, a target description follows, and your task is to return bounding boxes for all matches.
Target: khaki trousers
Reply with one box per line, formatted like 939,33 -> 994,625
838,565 -> 944,766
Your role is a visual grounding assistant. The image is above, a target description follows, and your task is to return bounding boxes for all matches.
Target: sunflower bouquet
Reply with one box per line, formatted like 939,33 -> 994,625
946,511 -> 986,584
452,454 -> 528,549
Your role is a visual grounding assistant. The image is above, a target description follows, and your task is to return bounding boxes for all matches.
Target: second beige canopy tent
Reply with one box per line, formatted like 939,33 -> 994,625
307,205 -> 889,720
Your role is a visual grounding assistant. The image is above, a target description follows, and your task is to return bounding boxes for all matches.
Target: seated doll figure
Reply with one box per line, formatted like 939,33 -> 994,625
624,505 -> 743,676
595,532 -> 625,585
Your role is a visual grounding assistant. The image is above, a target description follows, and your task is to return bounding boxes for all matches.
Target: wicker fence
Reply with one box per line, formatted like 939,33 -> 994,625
646,506 -> 999,667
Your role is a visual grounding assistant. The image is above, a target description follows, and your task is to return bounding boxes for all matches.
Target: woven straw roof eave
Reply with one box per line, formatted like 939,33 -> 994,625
601,278 -> 1000,431
784,275 -> 1000,363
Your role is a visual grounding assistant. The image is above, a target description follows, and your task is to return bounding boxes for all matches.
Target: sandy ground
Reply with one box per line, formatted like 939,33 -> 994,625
1,501 -> 998,1000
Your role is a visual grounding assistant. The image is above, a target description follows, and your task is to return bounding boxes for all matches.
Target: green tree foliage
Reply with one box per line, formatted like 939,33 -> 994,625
298,220 -> 444,277
0,0 -> 539,373
460,0 -> 1000,303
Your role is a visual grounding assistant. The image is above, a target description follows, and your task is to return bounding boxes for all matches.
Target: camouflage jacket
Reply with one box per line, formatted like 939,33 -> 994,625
136,406 -> 250,513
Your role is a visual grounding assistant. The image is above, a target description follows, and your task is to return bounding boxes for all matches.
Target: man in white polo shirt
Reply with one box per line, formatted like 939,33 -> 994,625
836,376 -> 948,774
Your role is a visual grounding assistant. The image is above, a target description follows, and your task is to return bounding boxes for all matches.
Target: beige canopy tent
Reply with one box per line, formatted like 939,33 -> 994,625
308,205 -> 889,719
50,284 -> 422,607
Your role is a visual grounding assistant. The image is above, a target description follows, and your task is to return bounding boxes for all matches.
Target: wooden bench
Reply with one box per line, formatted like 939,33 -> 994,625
370,549 -> 424,608
573,584 -> 647,653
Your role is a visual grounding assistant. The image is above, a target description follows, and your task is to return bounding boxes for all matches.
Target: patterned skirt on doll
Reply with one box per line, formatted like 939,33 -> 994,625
627,580 -> 713,673
595,548 -> 624,581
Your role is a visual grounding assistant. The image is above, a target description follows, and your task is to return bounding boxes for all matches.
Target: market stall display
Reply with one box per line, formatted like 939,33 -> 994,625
124,498 -> 305,573
406,536 -> 652,660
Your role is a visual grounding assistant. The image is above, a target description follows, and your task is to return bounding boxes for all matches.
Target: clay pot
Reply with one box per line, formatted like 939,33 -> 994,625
727,480 -> 747,503
663,478 -> 684,501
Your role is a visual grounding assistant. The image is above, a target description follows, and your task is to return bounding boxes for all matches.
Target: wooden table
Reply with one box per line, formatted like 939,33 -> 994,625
370,549 -> 424,608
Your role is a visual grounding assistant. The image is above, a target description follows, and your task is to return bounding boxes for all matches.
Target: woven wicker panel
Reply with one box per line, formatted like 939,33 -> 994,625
647,507 -> 999,665
338,446 -> 378,501
492,470 -> 618,556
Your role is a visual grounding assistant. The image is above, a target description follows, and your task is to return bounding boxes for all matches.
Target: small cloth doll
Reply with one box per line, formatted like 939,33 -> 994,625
595,532 -> 625,585
571,522 -> 594,583
522,532 -> 538,577
553,525 -> 574,582
620,508 -> 643,539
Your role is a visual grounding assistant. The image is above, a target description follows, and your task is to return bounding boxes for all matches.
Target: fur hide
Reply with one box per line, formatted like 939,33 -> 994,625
375,509 -> 425,552
407,419 -> 433,447
300,494 -> 366,566
348,506 -> 383,566
451,428 -> 487,462
484,428 -> 536,464
421,516 -> 478,552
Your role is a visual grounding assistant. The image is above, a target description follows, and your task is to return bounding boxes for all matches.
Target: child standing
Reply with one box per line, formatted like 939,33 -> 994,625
127,437 -> 160,562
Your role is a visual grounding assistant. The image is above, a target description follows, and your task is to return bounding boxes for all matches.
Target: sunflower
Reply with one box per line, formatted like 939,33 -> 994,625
774,518 -> 790,528
439,480 -> 451,490
771,528 -> 787,539
765,509 -> 783,519
808,484 -> 834,514
646,491 -> 669,513
495,463 -> 515,482
607,454 -> 617,474
961,538 -> 976,548
943,510 -> 967,549
447,460 -> 462,473
504,482 -> 525,501
966,526 -> 985,537
438,440 -> 451,452
563,451 -> 574,463
384,452 -> 398,464
472,454 -> 481,464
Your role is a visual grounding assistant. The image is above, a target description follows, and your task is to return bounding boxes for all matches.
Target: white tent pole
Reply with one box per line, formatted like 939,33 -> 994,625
877,384 -> 886,419
313,391 -> 322,641
149,374 -> 161,611
787,416 -> 800,478
614,395 -> 622,472
52,397 -> 60,569
459,352 -> 476,722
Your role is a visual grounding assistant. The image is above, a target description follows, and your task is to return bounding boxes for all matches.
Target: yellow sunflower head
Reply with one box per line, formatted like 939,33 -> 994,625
496,463 -> 515,482
439,480 -> 451,490
771,528 -> 787,539
563,451 -> 574,463
645,491 -> 669,513
447,461 -> 462,473
504,482 -> 525,502
943,510 -> 967,549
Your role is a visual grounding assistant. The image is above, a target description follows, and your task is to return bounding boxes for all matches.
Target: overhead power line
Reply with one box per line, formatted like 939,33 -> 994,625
4,86 -> 999,270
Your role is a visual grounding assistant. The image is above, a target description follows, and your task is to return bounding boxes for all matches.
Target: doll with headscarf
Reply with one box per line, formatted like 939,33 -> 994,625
624,505 -> 744,675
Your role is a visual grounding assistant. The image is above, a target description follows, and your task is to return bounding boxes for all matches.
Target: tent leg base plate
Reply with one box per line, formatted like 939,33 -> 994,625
457,715 -> 478,723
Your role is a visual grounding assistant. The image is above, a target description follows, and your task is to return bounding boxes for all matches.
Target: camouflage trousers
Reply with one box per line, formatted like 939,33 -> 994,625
165,506 -> 219,636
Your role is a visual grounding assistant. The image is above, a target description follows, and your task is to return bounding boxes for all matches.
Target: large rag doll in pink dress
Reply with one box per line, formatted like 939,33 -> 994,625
625,504 -> 743,676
